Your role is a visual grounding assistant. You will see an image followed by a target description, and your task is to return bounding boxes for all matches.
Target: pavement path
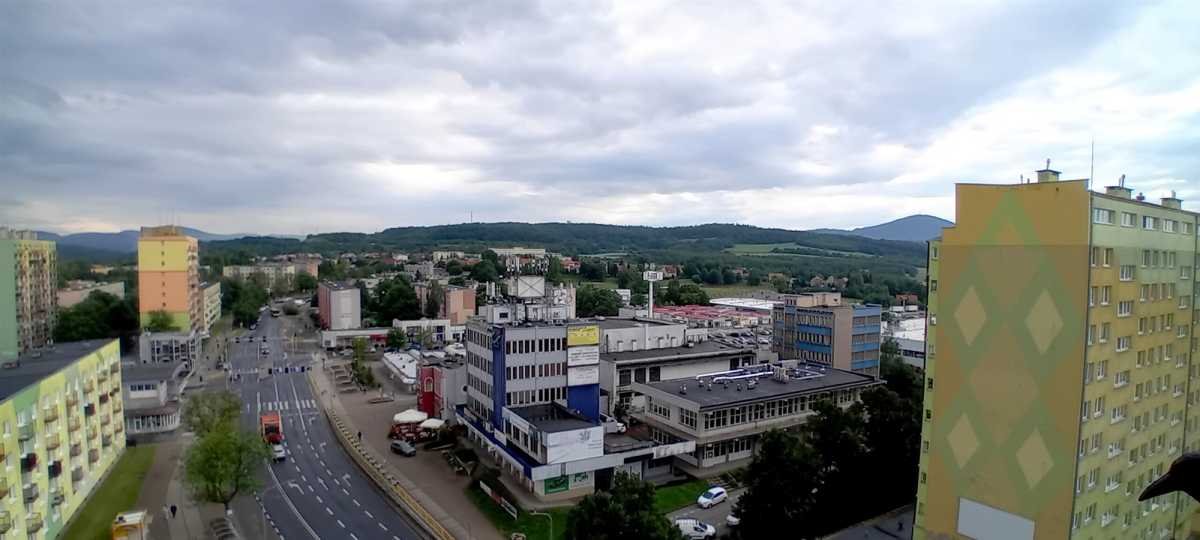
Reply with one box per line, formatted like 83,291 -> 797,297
228,312 -> 426,540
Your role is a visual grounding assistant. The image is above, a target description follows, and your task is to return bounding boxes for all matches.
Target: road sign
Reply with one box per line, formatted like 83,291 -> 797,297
643,271 -> 663,282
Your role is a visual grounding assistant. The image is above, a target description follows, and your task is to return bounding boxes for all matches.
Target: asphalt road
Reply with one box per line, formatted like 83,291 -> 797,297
229,311 -> 425,540
667,488 -> 744,538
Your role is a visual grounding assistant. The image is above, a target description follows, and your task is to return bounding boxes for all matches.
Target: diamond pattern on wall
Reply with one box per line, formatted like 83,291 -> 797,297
1024,290 -> 1063,354
967,336 -> 1038,443
1015,429 -> 1054,489
955,286 -> 987,346
947,413 -> 980,469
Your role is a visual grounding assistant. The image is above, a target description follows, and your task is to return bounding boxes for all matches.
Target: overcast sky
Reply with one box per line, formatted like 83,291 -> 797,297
3,1 -> 1198,235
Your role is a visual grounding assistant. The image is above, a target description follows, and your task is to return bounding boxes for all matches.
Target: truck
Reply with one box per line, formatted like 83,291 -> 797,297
261,412 -> 285,462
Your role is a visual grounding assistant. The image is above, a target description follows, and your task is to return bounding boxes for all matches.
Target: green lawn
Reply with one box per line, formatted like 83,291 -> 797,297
466,485 -> 571,540
726,242 -> 802,254
652,478 -> 710,515
63,445 -> 157,540
578,278 -> 620,289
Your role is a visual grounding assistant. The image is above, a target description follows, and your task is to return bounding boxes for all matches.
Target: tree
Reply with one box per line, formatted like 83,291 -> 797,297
576,285 -> 622,317
425,282 -> 443,319
145,310 -> 179,332
770,276 -> 791,293
481,249 -> 499,265
722,268 -> 739,285
54,291 -> 139,351
386,328 -> 408,350
469,260 -> 500,283
546,257 -> 564,281
616,270 -> 637,289
674,283 -> 709,305
183,391 -> 242,437
731,430 -> 822,540
803,400 -> 869,534
565,472 -> 682,540
580,260 -> 607,281
702,269 -> 722,285
746,269 -> 762,286
445,260 -> 463,276
374,278 -> 421,322
664,279 -> 682,305
184,424 -> 269,514
295,272 -> 317,291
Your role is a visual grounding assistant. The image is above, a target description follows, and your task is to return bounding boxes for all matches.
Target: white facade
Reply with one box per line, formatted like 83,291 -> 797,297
327,287 -> 361,330
201,282 -> 221,333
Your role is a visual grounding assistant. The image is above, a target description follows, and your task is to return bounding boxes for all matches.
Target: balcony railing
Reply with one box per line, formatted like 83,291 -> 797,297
100,415 -> 111,426
25,512 -> 41,533
46,434 -> 59,450
108,363 -> 119,375
114,423 -> 124,434
50,487 -> 63,506
88,449 -> 99,463
102,435 -> 112,447
70,443 -> 81,457
83,381 -> 94,393
87,429 -> 97,440
0,479 -> 8,498
69,417 -> 80,432
42,407 -> 58,423
71,467 -> 83,482
113,401 -> 122,413
17,424 -> 33,441
22,484 -> 38,502
97,371 -> 108,383
0,511 -> 9,533
66,394 -> 78,407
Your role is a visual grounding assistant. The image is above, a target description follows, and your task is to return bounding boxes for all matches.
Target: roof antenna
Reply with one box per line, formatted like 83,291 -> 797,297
1119,174 -> 1125,188
1046,158 -> 1051,170
1089,137 -> 1094,190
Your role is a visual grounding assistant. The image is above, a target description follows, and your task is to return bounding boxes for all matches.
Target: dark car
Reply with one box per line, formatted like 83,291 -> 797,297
390,440 -> 416,457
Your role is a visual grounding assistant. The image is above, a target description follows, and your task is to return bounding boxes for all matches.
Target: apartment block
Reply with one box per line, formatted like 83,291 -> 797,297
201,282 -> 221,334
317,281 -> 361,330
0,339 -> 125,538
137,226 -> 201,333
915,170 -> 1199,540
0,229 -> 57,361
771,292 -> 883,377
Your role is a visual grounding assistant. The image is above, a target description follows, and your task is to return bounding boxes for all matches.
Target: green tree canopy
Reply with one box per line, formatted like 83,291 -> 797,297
183,391 -> 242,437
674,283 -> 709,305
386,328 -> 408,349
424,281 -> 443,319
184,424 -> 269,513
731,430 -> 822,539
144,310 -> 180,332
295,271 -> 317,291
445,259 -> 464,276
469,259 -> 500,283
565,472 -> 682,540
54,291 -> 139,351
576,285 -> 622,317
374,278 -> 421,322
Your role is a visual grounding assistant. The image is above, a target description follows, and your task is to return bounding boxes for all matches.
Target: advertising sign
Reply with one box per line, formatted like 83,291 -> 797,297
642,271 -> 664,282
568,365 -> 599,386
567,346 -> 599,367
544,475 -> 569,494
567,325 -> 599,347
546,426 -> 605,463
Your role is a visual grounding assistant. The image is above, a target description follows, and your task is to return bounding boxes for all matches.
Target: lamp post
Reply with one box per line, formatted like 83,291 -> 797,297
529,511 -> 552,540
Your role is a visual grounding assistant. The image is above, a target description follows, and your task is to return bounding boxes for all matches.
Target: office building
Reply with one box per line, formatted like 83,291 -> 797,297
771,292 -> 883,377
415,283 -> 477,325
121,362 -> 185,435
201,282 -> 221,334
137,226 -> 201,333
915,171 -> 1199,539
138,332 -> 199,364
0,229 -> 57,361
633,363 -> 878,477
458,308 -> 695,501
57,281 -> 125,309
0,339 -> 125,538
317,281 -> 361,330
600,339 -> 758,413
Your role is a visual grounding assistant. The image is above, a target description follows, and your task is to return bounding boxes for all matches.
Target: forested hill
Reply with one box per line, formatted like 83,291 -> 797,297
206,222 -> 926,262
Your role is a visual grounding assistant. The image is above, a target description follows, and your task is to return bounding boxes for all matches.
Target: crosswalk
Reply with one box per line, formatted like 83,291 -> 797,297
258,399 -> 317,412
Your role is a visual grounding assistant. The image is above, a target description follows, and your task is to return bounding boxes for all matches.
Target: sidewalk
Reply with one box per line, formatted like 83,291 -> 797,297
827,505 -> 914,540
310,354 -> 502,540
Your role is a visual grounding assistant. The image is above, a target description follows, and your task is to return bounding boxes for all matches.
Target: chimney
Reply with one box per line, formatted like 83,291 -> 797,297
1105,174 -> 1132,199
1035,159 -> 1061,183
1161,191 -> 1183,209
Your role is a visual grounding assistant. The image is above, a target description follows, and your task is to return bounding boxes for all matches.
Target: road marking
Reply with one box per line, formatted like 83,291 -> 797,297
265,445 -> 320,540
353,499 -> 360,507
337,520 -> 345,528
318,478 -> 327,490
320,460 -> 327,468
342,488 -> 349,496
325,507 -> 333,516
306,485 -> 314,492
378,523 -> 388,531
364,510 -> 373,519
350,534 -> 359,540
315,495 -> 323,504
325,468 -> 332,476
301,475 -> 307,483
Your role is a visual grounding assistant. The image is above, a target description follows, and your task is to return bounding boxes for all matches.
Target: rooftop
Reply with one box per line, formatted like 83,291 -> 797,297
122,361 -> 185,383
589,317 -> 679,330
321,280 -> 356,291
601,340 -> 753,364
636,364 -> 879,410
710,298 -> 780,311
509,403 -> 596,433
0,339 -> 115,401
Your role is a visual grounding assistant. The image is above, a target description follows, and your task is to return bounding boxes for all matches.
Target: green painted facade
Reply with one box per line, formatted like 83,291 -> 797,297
0,240 -> 16,361
0,339 -> 125,537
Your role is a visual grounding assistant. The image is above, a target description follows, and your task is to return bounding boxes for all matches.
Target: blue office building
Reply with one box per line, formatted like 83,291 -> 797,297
771,292 -> 883,377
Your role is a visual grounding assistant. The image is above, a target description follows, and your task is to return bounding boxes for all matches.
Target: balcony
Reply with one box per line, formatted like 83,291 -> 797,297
97,371 -> 108,383
100,415 -> 110,426
70,443 -> 80,458
50,487 -> 63,506
69,417 -> 80,432
84,403 -> 95,417
114,423 -> 124,434
42,407 -> 58,423
0,511 -> 9,533
22,484 -> 38,502
71,467 -> 82,482
87,429 -> 96,440
17,424 -> 33,441
0,479 -> 8,498
99,394 -> 109,405
1101,514 -> 1114,528
108,363 -> 119,375
66,394 -> 78,407
20,453 -> 37,472
46,434 -> 59,450
113,401 -> 122,413
88,449 -> 99,463
25,512 -> 41,533
48,460 -> 61,478
83,381 -> 94,393
102,435 -> 112,448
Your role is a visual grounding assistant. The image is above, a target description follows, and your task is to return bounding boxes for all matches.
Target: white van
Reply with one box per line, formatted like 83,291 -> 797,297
674,519 -> 716,539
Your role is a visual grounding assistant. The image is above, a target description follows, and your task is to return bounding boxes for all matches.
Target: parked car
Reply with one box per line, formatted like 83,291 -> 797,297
725,513 -> 740,527
271,444 -> 287,462
234,337 -> 240,343
674,519 -> 716,539
390,440 -> 417,457
697,486 -> 727,508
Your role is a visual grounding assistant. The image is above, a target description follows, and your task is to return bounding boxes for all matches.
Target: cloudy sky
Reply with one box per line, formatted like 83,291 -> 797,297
3,0 -> 1198,235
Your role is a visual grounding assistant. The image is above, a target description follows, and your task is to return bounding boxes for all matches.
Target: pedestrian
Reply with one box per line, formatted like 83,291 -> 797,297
170,504 -> 177,518
357,431 -> 362,442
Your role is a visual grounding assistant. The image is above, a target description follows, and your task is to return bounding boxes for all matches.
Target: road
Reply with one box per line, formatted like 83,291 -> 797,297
667,488 -> 744,538
229,311 -> 426,540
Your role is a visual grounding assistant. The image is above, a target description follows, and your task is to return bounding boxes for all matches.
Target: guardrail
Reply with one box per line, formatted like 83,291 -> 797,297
306,373 -> 455,540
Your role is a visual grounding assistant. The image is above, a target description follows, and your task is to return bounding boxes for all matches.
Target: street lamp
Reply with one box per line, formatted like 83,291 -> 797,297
529,511 -> 552,540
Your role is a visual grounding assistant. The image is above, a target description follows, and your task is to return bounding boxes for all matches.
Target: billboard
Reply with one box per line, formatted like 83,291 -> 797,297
567,325 -> 599,347
567,346 -> 599,367
545,425 -> 604,463
643,271 -> 663,281
568,365 -> 600,386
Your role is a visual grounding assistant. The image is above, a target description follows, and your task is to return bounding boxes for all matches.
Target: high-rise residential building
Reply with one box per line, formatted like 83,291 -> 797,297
0,228 -> 57,361
771,292 -> 883,377
317,281 -> 361,330
200,282 -> 221,334
0,339 -> 125,538
915,169 -> 1199,539
136,226 -> 201,333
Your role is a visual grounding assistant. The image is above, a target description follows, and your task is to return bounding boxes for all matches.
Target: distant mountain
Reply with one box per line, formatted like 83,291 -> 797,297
33,227 -> 298,253
810,214 -> 952,242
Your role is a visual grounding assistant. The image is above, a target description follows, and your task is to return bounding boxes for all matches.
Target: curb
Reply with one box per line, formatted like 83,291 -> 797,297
305,371 -> 455,540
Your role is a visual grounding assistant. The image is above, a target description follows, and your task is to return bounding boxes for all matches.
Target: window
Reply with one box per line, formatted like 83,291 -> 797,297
1094,208 -> 1115,224
1164,219 -> 1177,233
1168,252 -> 1177,268
1121,212 -> 1136,227
1183,222 -> 1194,235
1100,323 -> 1111,343
1140,285 -> 1149,302
1120,265 -> 1135,281
1139,317 -> 1148,335
1094,395 -> 1106,417
1089,286 -> 1097,306
1096,359 -> 1108,380
679,409 -> 697,429
1115,370 -> 1130,388
1082,400 -> 1092,421
1104,248 -> 1114,267
1100,286 -> 1111,305
1116,336 -> 1130,352
1087,325 -> 1096,345
1143,249 -> 1152,267
930,279 -> 938,292
1090,248 -> 1099,267
1144,216 -> 1158,230
1118,300 -> 1133,317
1183,266 -> 1193,280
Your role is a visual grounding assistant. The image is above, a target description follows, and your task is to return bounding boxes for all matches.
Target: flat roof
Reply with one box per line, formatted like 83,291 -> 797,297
601,340 -> 753,364
509,403 -> 596,433
121,362 -> 184,383
0,339 -> 114,401
636,365 -> 878,410
590,317 -> 678,330
321,281 -> 356,291
710,298 -> 780,311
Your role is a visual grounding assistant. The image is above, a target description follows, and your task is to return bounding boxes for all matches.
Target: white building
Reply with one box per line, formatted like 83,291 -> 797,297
201,281 -> 221,334
122,362 -> 186,435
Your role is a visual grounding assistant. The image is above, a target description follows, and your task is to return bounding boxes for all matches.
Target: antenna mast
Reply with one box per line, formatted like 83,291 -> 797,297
1089,137 -> 1095,190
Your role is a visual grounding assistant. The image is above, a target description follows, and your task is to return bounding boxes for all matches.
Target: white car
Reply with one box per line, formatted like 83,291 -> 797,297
697,486 -> 727,508
674,519 -> 716,539
726,513 -> 741,527
271,444 -> 286,462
